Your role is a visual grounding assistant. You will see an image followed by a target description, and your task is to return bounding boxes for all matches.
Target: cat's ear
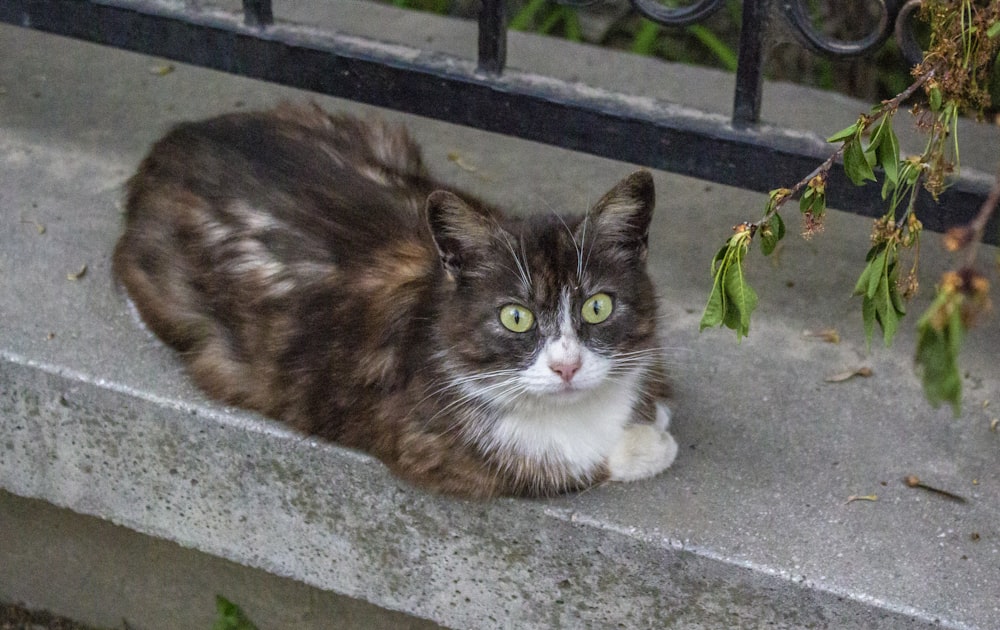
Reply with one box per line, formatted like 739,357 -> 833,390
583,170 -> 655,261
425,191 -> 496,276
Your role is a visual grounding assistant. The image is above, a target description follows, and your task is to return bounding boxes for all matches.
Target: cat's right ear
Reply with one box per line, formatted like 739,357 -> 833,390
425,191 -> 496,277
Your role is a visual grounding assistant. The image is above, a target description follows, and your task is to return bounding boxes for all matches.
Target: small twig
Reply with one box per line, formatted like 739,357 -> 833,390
963,168 -> 1000,266
903,475 -> 967,503
756,68 -> 938,228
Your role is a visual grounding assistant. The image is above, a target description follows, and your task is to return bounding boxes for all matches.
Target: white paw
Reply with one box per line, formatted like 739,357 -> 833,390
607,421 -> 678,482
653,401 -> 672,431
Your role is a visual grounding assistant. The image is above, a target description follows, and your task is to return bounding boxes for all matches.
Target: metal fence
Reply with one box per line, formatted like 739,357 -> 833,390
1,0 -> 993,240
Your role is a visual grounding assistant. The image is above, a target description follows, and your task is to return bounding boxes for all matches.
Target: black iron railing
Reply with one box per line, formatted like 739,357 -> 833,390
0,0 -> 994,241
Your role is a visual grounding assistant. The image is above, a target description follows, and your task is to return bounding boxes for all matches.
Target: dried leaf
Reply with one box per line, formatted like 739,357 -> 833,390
845,494 -> 878,504
447,151 -> 478,173
825,366 -> 873,383
20,217 -> 45,234
67,264 -> 88,281
802,328 -> 840,344
149,63 -> 175,76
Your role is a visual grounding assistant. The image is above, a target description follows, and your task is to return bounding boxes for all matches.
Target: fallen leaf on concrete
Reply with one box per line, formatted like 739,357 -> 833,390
803,328 -> 840,343
845,494 -> 878,504
20,217 -> 45,234
990,418 -> 999,432
66,264 -> 88,281
447,151 -> 479,173
825,366 -> 872,383
149,63 -> 175,76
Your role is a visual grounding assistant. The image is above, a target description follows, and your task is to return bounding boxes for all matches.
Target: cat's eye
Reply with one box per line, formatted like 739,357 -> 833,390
582,293 -> 614,324
499,304 -> 535,333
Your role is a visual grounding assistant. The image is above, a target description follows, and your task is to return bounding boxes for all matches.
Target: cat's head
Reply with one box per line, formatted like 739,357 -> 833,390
426,171 -> 660,407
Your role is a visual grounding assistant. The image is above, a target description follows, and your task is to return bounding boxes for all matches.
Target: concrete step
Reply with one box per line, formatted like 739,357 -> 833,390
2,3 -> 999,629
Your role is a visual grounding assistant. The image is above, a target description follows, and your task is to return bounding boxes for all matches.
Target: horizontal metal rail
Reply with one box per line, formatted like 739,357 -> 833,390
0,0 -> 994,243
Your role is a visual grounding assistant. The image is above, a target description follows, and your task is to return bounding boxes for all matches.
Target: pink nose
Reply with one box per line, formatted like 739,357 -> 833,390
549,359 -> 581,383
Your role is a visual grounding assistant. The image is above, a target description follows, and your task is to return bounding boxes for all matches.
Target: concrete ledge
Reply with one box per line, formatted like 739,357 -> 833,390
0,353 -> 952,629
0,489 -> 442,629
2,3 -> 999,629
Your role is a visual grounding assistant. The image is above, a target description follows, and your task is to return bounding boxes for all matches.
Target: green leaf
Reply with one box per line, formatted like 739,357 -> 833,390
723,252 -> 758,336
915,292 -> 965,414
861,292 -> 876,348
874,273 -> 900,347
929,86 -> 943,112
853,261 -> 873,297
699,246 -> 728,331
826,122 -> 860,143
700,232 -> 758,339
875,119 -> 900,185
867,248 -> 887,298
988,21 -> 1000,38
214,596 -> 260,630
881,173 -> 896,200
843,139 -> 876,186
854,245 -> 906,348
760,213 -> 785,256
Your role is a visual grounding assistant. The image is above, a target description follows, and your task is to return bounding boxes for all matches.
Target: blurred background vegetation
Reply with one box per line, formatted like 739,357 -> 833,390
376,0 -> 1000,119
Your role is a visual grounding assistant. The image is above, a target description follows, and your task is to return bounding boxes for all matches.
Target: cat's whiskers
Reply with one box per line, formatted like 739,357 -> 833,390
421,367 -> 527,430
580,214 -> 601,281
498,231 -> 532,292
550,210 -> 585,283
575,214 -> 591,281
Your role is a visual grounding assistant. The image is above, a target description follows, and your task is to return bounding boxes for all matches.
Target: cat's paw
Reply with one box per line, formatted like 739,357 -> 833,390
607,421 -> 678,482
653,401 -> 672,431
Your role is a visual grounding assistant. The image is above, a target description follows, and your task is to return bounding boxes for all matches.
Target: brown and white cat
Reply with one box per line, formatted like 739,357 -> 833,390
113,103 -> 678,498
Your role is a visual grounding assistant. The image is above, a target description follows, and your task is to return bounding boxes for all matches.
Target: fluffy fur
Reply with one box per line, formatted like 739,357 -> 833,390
113,103 -> 677,498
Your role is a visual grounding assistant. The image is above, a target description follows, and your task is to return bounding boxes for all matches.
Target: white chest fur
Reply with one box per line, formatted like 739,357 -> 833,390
484,369 -> 642,479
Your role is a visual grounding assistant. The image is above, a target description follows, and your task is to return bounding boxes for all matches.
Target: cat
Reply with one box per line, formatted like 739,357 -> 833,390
112,103 -> 678,498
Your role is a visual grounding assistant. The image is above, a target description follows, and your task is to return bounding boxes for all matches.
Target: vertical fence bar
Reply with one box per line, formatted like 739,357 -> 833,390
478,0 -> 507,74
242,0 -> 273,27
732,0 -> 771,126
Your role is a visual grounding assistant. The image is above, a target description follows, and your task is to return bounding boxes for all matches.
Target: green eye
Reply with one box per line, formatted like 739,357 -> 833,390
582,293 -> 614,324
499,304 -> 535,333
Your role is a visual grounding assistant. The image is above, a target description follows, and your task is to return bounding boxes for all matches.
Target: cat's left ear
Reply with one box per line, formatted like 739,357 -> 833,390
425,190 -> 497,277
583,170 -> 655,261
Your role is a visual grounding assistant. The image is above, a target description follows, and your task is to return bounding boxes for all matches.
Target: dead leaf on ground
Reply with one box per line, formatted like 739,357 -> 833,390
447,151 -> 479,173
20,216 -> 46,234
825,366 -> 872,383
802,328 -> 840,344
148,63 -> 175,76
845,494 -> 878,504
66,264 -> 88,281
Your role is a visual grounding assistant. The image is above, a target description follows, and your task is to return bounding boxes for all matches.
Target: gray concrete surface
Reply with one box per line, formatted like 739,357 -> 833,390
2,2 -> 999,629
0,490 -> 443,629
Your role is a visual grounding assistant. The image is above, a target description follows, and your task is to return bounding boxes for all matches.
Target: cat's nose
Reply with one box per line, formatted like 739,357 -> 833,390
549,359 -> 581,383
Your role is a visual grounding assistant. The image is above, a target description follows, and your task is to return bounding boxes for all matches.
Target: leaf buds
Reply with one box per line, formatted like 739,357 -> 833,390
943,225 -> 975,252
